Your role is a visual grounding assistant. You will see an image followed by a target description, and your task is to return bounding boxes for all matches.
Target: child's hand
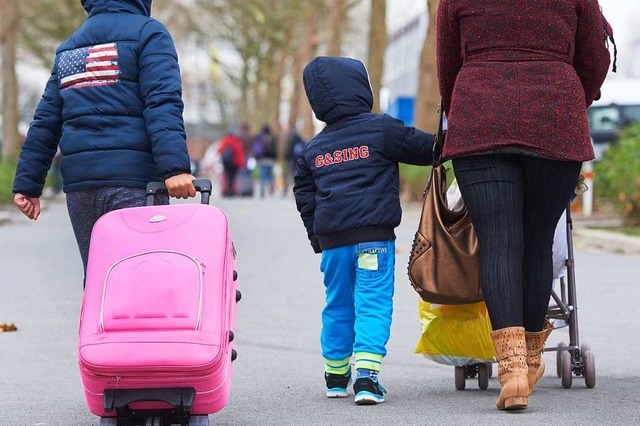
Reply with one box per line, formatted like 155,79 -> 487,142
165,173 -> 196,199
14,194 -> 41,220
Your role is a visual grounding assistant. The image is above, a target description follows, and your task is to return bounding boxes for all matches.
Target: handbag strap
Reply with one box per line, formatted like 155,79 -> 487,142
423,101 -> 446,198
433,100 -> 444,166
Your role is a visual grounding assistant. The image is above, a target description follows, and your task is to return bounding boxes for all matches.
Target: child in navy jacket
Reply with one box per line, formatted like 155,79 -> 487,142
293,56 -> 436,404
13,0 -> 195,276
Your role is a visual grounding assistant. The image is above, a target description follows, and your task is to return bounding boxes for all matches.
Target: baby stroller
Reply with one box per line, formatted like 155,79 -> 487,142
454,198 -> 595,390
545,203 -> 596,389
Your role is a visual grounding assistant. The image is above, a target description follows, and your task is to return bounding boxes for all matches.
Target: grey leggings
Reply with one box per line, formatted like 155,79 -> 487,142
66,187 -> 168,279
452,154 -> 581,332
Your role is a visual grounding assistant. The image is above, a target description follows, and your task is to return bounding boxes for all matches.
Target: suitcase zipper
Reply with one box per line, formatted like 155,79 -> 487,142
81,355 -> 227,379
84,365 -> 224,378
100,250 -> 205,333
81,359 -> 230,390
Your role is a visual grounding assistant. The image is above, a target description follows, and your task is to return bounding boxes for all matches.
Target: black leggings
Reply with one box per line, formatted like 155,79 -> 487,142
452,154 -> 581,331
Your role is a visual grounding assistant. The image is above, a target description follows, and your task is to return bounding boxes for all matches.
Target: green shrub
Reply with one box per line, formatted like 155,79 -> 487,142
0,159 -> 17,204
400,161 -> 455,202
400,164 -> 431,201
594,123 -> 640,226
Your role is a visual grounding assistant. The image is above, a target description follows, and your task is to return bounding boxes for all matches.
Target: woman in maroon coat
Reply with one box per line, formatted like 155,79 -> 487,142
436,0 -> 612,411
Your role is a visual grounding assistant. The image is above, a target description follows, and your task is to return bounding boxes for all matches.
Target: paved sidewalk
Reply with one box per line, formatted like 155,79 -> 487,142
0,197 -> 55,226
571,212 -> 640,255
2,197 -> 639,426
0,210 -> 10,225
572,228 -> 640,255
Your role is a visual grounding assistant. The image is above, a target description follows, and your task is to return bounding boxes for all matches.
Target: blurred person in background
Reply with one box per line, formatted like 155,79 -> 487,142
237,122 -> 253,159
252,124 -> 277,198
218,130 -> 246,197
283,125 -> 307,197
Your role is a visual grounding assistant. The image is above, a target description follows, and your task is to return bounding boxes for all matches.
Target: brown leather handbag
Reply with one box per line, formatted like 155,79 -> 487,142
407,104 -> 482,305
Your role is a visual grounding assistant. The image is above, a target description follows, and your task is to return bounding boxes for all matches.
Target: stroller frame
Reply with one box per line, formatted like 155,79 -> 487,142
543,204 -> 596,388
454,203 -> 596,390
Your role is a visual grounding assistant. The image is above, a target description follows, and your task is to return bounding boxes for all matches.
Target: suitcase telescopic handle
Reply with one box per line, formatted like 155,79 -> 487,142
146,179 -> 212,206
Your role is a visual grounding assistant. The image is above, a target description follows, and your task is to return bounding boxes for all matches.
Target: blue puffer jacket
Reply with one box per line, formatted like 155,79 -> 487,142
294,56 -> 435,253
13,0 -> 191,197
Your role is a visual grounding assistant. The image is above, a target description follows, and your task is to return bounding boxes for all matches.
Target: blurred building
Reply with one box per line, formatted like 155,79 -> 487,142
383,7 -> 427,125
632,37 -> 640,79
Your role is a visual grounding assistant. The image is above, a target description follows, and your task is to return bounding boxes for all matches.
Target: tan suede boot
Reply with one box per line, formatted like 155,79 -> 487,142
525,321 -> 553,394
491,327 -> 529,410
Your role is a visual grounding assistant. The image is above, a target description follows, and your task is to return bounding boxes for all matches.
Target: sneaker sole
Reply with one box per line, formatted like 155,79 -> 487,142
326,389 -> 348,398
355,393 -> 385,405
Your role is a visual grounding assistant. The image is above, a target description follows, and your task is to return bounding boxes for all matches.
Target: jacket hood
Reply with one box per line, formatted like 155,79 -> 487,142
303,57 -> 374,124
82,0 -> 152,17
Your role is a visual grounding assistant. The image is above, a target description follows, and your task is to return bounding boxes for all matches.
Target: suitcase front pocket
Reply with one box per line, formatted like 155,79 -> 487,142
100,250 -> 205,332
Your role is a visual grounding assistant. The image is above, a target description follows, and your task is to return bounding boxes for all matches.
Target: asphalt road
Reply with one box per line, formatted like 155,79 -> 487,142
1,194 -> 639,425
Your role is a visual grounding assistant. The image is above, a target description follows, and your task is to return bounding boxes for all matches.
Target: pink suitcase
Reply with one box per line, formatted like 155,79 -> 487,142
78,180 -> 239,425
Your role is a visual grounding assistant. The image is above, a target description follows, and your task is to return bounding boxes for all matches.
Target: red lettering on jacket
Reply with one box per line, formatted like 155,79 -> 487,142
314,145 -> 371,168
324,153 -> 334,165
348,147 -> 359,161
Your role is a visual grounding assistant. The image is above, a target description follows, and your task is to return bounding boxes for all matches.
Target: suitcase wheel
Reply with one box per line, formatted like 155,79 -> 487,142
233,270 -> 238,281
236,289 -> 242,303
231,349 -> 238,361
229,331 -> 235,342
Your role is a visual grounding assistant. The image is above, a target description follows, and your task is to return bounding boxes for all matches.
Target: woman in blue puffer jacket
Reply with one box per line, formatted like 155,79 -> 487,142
13,0 -> 196,275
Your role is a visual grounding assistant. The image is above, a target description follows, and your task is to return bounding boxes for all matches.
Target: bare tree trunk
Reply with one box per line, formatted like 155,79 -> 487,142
239,58 -> 251,125
288,48 -> 304,130
367,0 -> 387,113
327,0 -> 348,56
257,53 -> 275,130
301,6 -> 320,139
1,0 -> 20,160
248,53 -> 269,132
414,0 -> 439,132
266,62 -> 280,137
266,50 -> 289,158
250,80 -> 265,132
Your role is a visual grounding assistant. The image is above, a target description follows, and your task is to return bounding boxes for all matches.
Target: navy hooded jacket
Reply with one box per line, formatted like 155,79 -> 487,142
13,0 -> 191,197
294,57 -> 435,253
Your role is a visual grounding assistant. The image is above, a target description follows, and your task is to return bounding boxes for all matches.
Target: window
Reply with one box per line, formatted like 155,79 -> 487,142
588,106 -> 620,132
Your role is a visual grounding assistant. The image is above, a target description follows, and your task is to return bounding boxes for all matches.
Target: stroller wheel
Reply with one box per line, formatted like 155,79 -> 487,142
560,351 -> 573,388
99,419 -> 117,426
580,344 -> 592,355
583,350 -> 596,388
556,342 -> 567,377
189,416 -> 211,426
477,363 -> 489,390
144,417 -> 162,426
454,366 -> 466,390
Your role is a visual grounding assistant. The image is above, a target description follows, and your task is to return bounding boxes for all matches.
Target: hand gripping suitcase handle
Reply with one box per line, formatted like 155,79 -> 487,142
146,179 -> 212,206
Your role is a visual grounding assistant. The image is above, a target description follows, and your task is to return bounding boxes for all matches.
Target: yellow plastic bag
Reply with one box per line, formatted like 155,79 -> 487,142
415,299 -> 496,366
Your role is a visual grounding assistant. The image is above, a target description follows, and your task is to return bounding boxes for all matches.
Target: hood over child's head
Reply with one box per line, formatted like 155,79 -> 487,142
303,56 -> 374,125
81,0 -> 152,16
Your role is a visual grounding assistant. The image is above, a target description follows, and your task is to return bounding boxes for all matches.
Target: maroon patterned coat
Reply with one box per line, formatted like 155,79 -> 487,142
436,0 -> 612,161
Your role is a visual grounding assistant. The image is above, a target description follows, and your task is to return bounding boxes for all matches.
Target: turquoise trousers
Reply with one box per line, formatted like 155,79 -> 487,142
320,240 -> 395,372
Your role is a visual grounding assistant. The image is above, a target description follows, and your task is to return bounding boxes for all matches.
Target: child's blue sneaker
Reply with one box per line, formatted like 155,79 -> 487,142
325,370 -> 352,398
354,374 -> 386,405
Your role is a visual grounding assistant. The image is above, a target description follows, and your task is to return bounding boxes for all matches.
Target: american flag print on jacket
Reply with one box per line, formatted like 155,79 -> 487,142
58,43 -> 120,90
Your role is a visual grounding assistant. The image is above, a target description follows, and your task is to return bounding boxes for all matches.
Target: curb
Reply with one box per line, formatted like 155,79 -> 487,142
572,228 -> 640,255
